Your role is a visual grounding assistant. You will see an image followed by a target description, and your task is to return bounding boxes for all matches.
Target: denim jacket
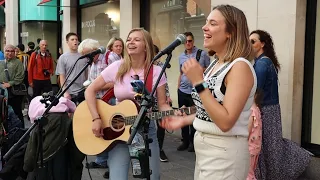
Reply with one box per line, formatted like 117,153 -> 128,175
253,54 -> 279,106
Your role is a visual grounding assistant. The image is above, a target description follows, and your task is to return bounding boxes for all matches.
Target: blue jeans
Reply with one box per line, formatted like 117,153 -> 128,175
95,152 -> 108,167
98,120 -> 160,180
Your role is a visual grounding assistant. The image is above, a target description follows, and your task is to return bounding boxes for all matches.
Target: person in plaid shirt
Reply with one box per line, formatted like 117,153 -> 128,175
83,38 -> 124,99
82,37 -> 124,179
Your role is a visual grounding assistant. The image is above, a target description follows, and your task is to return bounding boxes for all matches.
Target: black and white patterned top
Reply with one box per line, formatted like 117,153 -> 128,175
192,58 -> 257,136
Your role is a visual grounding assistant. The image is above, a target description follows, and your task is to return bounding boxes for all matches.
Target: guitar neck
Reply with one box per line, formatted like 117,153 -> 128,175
124,106 -> 196,125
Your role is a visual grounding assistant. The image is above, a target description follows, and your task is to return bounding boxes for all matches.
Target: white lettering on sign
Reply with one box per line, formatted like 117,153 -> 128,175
20,32 -> 29,37
82,20 -> 95,28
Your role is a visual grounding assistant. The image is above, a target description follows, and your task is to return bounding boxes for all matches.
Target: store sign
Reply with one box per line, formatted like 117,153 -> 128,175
82,20 -> 95,28
20,32 -> 29,37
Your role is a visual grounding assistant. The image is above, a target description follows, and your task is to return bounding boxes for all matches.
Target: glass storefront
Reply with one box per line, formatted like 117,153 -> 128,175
310,1 -> 320,145
20,22 -> 58,61
81,1 -> 120,47
149,0 -> 210,105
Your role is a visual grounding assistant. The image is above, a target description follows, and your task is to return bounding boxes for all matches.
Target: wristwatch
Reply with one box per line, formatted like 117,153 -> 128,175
194,81 -> 208,94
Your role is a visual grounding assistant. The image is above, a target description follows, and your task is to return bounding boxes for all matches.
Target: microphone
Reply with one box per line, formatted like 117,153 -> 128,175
153,34 -> 186,61
79,46 -> 106,59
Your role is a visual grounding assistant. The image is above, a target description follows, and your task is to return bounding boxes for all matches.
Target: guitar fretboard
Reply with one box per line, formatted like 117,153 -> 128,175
123,107 -> 196,125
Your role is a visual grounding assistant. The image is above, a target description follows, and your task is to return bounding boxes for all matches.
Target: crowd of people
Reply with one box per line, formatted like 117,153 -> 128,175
0,3 -> 313,180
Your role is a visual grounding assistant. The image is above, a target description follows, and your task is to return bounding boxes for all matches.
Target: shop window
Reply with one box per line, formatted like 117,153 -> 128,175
149,0 -> 211,105
81,1 -> 120,47
21,22 -> 57,60
310,1 -> 320,144
21,22 -> 58,84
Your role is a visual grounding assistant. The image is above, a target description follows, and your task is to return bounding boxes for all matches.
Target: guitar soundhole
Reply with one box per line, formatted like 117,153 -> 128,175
111,115 -> 125,132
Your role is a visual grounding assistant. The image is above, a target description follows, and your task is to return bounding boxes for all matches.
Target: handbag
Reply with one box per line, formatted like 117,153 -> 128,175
4,61 -> 27,96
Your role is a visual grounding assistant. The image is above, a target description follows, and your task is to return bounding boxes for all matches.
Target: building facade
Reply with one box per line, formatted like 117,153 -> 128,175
4,0 -> 320,155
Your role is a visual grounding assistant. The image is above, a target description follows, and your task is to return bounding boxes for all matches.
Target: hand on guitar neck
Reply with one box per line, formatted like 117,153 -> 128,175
160,105 -> 196,131
72,99 -> 196,155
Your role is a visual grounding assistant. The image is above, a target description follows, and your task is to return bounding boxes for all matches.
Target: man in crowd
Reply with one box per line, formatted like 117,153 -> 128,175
56,32 -> 87,180
28,40 -> 53,97
56,32 -> 87,104
177,32 -> 211,152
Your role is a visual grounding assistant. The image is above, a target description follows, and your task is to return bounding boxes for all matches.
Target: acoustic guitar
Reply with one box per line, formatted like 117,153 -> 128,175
73,99 -> 196,155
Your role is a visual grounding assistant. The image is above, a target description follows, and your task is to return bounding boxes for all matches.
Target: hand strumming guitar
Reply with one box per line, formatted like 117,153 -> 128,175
92,118 -> 104,137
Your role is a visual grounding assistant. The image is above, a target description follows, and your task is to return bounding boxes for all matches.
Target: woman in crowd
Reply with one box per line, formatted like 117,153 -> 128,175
0,44 -> 24,126
85,28 -> 171,180
84,37 -> 124,179
249,29 -> 311,180
106,37 -> 124,64
160,4 -> 257,179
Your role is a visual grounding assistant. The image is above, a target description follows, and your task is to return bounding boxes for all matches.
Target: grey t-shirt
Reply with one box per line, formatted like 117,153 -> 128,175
56,52 -> 87,95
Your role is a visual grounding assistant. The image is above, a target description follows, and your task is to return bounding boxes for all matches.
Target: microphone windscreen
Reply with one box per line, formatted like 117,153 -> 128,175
99,46 -> 106,54
176,34 -> 187,44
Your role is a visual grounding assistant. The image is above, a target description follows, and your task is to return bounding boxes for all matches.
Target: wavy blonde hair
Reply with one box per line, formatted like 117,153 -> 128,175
209,5 -> 253,62
116,28 -> 155,82
107,37 -> 124,57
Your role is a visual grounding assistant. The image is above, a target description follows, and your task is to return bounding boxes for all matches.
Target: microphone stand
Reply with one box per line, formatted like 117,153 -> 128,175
128,53 -> 173,180
3,56 -> 94,168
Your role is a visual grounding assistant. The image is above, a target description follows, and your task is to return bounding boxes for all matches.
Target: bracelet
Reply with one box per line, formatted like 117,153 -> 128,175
92,117 -> 101,122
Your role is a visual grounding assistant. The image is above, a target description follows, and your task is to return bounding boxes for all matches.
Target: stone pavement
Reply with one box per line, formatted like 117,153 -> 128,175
81,133 -> 195,180
23,113 -> 319,180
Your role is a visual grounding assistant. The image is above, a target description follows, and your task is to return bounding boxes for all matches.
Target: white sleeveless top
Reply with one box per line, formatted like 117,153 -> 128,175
192,57 -> 257,137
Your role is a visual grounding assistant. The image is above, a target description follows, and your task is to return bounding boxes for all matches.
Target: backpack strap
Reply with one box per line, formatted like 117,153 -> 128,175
105,51 -> 111,65
196,49 -> 202,61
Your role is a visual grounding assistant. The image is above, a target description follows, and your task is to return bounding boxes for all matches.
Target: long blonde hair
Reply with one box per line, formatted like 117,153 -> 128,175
209,5 -> 253,62
116,28 -> 155,82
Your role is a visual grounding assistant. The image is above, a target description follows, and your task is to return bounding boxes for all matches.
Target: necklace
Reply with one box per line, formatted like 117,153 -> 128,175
132,68 -> 144,76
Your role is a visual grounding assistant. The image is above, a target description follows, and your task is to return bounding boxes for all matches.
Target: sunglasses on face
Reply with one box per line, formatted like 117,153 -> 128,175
250,39 -> 256,44
5,50 -> 15,53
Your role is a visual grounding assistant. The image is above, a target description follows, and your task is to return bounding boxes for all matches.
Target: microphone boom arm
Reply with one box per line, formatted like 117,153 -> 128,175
3,55 -> 95,162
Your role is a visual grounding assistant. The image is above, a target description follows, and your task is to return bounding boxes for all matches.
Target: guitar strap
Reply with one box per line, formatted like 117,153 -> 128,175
145,65 -> 153,93
102,65 -> 154,103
